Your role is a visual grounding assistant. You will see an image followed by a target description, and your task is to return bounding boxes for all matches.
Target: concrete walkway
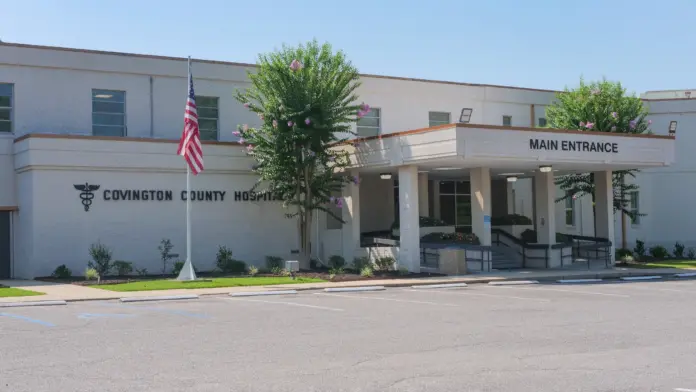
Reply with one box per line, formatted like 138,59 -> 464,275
0,266 -> 689,303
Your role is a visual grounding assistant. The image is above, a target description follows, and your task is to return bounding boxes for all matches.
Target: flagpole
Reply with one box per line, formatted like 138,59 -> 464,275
178,56 -> 197,281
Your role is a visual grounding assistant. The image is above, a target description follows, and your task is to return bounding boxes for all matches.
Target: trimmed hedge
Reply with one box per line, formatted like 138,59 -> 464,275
391,216 -> 448,230
421,232 -> 480,245
491,214 -> 533,226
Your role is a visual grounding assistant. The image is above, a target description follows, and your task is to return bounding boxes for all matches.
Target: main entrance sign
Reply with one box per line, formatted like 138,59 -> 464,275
529,138 -> 619,153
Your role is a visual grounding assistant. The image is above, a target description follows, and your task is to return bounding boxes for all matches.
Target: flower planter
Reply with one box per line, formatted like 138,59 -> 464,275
392,225 -> 455,238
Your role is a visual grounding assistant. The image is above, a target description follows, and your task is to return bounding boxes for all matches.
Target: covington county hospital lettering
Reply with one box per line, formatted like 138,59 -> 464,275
529,138 -> 619,153
98,189 -> 281,202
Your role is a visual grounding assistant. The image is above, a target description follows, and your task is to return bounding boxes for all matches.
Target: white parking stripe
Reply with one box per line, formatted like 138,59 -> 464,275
316,292 -> 460,307
227,298 -> 344,312
404,289 -> 551,303
600,284 -> 696,295
674,388 -> 696,392
491,285 -> 631,298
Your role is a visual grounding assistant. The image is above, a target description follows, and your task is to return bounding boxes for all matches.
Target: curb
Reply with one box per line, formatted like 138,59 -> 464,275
557,279 -> 603,284
620,276 -> 662,281
488,280 -> 539,286
410,283 -> 468,289
324,286 -> 385,293
674,272 -> 696,278
230,290 -> 297,297
0,300 -> 67,308
120,294 -> 199,303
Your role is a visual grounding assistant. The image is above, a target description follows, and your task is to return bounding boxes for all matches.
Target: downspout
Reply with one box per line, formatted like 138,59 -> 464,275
149,76 -> 154,137
530,104 -> 535,127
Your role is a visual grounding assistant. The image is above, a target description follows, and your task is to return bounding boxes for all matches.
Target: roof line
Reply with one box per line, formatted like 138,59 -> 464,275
0,41 -> 561,94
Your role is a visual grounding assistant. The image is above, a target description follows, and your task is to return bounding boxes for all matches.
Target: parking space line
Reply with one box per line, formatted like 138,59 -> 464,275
403,289 -> 551,302
0,312 -> 55,327
95,303 -> 209,319
491,286 -> 631,298
599,284 -> 696,295
316,292 -> 460,307
228,298 -> 344,312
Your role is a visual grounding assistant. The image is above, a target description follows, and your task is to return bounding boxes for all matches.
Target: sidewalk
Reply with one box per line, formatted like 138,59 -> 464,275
0,266 -> 689,303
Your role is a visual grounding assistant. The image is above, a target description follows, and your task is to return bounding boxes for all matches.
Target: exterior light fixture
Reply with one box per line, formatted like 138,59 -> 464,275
506,176 -> 517,182
380,173 -> 392,180
539,165 -> 552,173
434,167 -> 459,171
669,121 -> 677,135
459,108 -> 473,123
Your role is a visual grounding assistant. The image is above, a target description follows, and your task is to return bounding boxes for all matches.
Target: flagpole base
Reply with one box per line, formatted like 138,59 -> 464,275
176,259 -> 197,281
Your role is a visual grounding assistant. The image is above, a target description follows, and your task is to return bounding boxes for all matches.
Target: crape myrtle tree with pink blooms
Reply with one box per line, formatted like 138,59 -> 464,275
233,40 -> 370,269
546,78 -> 651,224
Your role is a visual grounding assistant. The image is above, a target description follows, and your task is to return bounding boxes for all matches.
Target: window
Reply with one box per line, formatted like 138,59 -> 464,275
439,181 -> 472,228
502,115 -> 512,126
393,180 -> 400,225
327,191 -> 342,230
565,191 -> 575,226
197,96 -> 219,141
629,191 -> 640,225
357,107 -> 380,137
428,111 -> 450,127
0,83 -> 13,133
92,89 -> 126,136
538,117 -> 547,127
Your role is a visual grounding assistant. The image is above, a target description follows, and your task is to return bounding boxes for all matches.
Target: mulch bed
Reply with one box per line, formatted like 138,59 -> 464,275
35,271 -> 445,286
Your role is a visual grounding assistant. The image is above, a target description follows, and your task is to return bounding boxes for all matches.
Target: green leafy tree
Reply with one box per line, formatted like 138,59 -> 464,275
547,78 -> 651,221
234,40 -> 367,268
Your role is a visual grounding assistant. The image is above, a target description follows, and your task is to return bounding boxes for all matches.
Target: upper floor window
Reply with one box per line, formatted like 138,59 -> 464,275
538,117 -> 547,127
197,96 -> 219,141
428,111 -> 450,127
503,115 -> 512,127
92,89 -> 125,137
357,107 -> 380,137
0,83 -> 13,133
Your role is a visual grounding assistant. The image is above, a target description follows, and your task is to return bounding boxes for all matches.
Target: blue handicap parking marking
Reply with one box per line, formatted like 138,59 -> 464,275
0,312 -> 56,327
76,313 -> 137,320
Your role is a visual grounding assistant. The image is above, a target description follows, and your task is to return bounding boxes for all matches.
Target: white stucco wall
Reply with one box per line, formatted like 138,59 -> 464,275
0,136 -> 15,207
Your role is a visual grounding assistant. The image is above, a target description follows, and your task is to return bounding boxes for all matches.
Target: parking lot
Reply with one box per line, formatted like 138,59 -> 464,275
2,279 -> 696,392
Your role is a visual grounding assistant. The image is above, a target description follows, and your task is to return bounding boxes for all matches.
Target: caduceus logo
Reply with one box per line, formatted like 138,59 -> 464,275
74,183 -> 100,212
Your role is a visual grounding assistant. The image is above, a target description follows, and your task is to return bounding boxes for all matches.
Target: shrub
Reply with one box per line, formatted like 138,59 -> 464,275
620,254 -> 634,263
360,266 -> 374,277
352,257 -> 371,271
615,248 -> 633,260
51,264 -> 72,279
84,267 -> 99,281
420,232 -> 480,245
328,266 -> 344,280
634,240 -> 646,258
158,239 -> 177,274
649,245 -> 669,259
398,266 -> 409,276
328,255 -> 346,269
490,214 -> 533,226
113,261 -> 133,276
135,267 -> 148,276
688,248 -> 696,259
270,266 -> 284,275
88,241 -> 113,277
520,230 -> 570,244
374,256 -> 395,271
214,246 -> 246,274
266,256 -> 284,270
248,265 -> 259,277
673,242 -> 685,259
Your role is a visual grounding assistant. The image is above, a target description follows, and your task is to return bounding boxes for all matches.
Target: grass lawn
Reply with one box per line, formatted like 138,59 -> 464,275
90,276 -> 326,292
0,286 -> 44,298
629,261 -> 696,270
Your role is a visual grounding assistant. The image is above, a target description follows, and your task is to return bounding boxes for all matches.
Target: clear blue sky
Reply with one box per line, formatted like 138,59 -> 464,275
2,0 -> 694,93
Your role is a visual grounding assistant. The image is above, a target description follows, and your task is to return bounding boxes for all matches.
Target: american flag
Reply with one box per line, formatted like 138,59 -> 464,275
177,63 -> 204,175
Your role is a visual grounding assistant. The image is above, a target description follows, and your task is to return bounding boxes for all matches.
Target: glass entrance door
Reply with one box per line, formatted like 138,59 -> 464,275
439,181 -> 472,232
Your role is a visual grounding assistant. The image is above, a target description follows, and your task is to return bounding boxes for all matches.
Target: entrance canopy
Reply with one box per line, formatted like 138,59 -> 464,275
342,123 -> 675,177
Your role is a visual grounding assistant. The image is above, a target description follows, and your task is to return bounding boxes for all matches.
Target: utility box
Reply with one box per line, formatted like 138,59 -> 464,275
438,249 -> 467,275
285,260 -> 299,272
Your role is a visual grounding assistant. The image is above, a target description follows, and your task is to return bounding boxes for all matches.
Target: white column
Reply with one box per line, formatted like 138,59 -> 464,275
398,166 -> 420,272
594,170 -> 615,264
534,171 -> 556,245
341,171 -> 361,264
418,172 -> 429,217
470,167 -> 492,246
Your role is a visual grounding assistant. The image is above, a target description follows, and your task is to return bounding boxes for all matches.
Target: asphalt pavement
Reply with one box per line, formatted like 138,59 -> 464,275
2,279 -> 696,392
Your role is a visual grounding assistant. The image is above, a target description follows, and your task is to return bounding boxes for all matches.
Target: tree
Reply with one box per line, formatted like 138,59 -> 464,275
547,78 -> 651,222
234,40 -> 367,269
